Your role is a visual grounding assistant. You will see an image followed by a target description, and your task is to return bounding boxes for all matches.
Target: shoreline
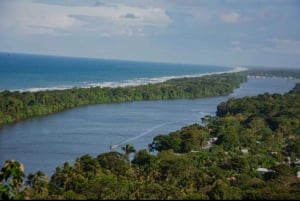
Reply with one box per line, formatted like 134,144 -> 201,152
10,66 -> 248,93
0,75 -> 296,177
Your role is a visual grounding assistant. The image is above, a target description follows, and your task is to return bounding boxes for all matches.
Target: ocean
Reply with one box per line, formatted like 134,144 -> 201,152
0,52 -> 236,92
0,52 -> 296,176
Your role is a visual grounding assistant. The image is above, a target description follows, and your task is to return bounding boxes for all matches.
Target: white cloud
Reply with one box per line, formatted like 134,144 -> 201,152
0,1 -> 84,35
220,12 -> 240,23
264,38 -> 300,54
118,28 -> 145,37
0,0 -> 171,36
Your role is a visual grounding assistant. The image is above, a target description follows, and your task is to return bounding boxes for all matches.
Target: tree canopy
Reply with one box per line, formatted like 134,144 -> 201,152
1,68 -> 300,200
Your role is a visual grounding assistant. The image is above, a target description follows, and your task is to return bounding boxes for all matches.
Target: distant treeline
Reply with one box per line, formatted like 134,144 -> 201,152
242,67 -> 300,79
0,73 -> 246,126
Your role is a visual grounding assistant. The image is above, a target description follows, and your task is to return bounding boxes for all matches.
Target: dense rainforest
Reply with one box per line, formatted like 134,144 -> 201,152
244,67 -> 300,80
0,73 -> 246,127
1,81 -> 299,200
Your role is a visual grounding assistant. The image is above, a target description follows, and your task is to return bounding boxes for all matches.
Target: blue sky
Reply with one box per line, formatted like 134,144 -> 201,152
0,0 -> 300,68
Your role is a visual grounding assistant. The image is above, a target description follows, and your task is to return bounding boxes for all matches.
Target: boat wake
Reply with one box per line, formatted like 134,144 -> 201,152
110,120 -> 187,149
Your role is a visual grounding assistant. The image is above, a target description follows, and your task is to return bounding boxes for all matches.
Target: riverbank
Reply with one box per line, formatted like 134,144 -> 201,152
0,73 -> 246,127
0,76 -> 296,176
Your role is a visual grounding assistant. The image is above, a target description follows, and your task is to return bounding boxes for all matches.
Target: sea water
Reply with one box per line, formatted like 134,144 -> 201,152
0,52 -> 235,92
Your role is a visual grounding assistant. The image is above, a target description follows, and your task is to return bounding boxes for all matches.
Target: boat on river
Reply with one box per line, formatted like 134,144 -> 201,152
110,144 -> 119,150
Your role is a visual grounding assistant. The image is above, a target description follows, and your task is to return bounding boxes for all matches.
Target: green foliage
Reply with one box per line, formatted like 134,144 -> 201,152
2,70 -> 300,199
0,160 -> 25,200
132,149 -> 156,173
0,73 -> 246,127
245,67 -> 300,79
149,124 -> 210,153
208,179 -> 242,200
97,151 -> 130,176
25,170 -> 49,199
121,144 -> 136,160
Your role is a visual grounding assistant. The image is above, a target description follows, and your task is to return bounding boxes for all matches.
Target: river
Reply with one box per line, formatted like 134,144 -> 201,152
0,76 -> 296,176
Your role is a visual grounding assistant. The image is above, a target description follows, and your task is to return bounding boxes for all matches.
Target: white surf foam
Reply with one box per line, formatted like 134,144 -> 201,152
10,66 -> 248,92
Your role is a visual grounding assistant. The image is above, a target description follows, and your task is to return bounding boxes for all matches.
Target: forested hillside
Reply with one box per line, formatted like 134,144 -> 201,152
1,83 -> 299,200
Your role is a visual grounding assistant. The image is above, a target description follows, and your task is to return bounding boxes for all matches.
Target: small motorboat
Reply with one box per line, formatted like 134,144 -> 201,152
110,144 -> 118,150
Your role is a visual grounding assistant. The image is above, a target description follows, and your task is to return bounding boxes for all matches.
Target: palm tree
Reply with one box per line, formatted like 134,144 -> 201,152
25,170 -> 48,198
121,144 -> 136,160
50,162 -> 74,190
0,160 -> 25,199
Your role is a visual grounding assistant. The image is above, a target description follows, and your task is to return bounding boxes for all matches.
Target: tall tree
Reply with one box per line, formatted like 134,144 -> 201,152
122,144 -> 136,160
25,170 -> 49,199
0,160 -> 25,200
